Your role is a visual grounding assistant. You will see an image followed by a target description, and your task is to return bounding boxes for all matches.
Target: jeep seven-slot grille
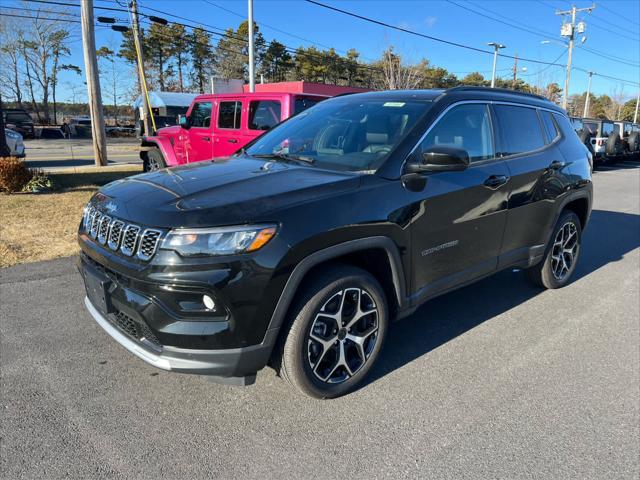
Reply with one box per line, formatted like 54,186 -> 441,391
84,205 -> 162,261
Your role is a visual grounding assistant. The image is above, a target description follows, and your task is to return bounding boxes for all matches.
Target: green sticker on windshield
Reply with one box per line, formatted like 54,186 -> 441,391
383,102 -> 405,107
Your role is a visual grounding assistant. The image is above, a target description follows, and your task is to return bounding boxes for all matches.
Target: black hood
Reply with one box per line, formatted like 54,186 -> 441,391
97,156 -> 361,228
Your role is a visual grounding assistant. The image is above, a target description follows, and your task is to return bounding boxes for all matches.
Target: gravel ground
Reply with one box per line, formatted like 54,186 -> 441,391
1,163 -> 639,479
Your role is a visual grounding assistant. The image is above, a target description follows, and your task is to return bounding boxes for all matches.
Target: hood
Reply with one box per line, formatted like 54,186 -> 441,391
155,125 -> 181,136
97,156 -> 361,228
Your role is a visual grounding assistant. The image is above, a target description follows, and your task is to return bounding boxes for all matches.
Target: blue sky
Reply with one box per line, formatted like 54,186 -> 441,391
4,0 -> 639,102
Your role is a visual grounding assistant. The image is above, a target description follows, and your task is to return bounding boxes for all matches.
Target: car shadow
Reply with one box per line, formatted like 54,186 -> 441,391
594,160 -> 640,172
362,209 -> 640,388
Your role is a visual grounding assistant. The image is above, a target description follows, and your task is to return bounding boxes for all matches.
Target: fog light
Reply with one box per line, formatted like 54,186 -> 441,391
202,295 -> 216,311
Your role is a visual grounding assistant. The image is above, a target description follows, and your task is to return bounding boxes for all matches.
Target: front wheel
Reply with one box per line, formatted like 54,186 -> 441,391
527,211 -> 582,289
279,265 -> 388,399
145,149 -> 166,171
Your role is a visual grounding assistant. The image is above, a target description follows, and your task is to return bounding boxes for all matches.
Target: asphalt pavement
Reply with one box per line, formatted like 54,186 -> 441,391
1,163 -> 639,479
22,138 -> 141,170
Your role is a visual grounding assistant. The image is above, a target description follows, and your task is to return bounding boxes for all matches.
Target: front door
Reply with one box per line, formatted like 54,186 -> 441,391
213,99 -> 244,157
185,101 -> 213,162
408,102 -> 510,299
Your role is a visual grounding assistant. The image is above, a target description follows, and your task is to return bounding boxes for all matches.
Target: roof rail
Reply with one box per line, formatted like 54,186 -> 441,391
445,86 -> 549,102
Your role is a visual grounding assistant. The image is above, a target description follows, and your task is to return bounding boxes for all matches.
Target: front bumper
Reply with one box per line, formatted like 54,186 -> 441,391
84,295 -> 277,382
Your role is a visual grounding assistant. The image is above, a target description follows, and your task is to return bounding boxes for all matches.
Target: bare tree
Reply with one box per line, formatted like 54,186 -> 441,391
608,85 -> 627,120
0,20 -> 25,108
377,47 -> 423,90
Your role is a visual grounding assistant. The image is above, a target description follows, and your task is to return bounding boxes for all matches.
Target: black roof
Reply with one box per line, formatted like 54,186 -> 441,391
331,86 -> 563,112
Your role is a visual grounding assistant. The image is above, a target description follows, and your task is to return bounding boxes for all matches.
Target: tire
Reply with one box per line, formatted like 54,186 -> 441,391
278,265 -> 388,399
579,131 -> 595,156
145,149 -> 166,171
605,133 -> 622,162
627,132 -> 639,158
527,211 -> 582,289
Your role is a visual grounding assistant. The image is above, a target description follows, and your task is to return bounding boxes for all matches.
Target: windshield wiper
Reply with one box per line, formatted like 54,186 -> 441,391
251,152 -> 315,165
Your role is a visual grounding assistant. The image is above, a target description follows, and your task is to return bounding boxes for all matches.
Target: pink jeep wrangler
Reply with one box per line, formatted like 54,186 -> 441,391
140,92 -> 325,171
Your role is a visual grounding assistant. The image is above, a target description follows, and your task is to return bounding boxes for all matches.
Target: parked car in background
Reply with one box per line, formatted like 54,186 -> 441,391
79,86 -> 593,398
2,108 -> 35,139
4,128 -> 25,157
140,92 -> 326,171
68,116 -> 92,137
569,116 -> 595,156
614,121 -> 639,158
582,118 -> 622,163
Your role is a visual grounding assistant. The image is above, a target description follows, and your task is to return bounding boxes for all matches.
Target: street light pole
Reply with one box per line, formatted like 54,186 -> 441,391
583,71 -> 593,118
248,0 -> 255,93
488,42 -> 506,88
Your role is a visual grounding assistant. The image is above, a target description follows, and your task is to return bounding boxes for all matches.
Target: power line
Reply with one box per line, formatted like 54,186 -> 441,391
449,0 -> 639,67
0,10 -> 107,27
304,0 -> 566,67
592,3 -> 640,31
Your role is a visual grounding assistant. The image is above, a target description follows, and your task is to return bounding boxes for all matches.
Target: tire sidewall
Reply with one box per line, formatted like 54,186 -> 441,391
284,270 -> 388,399
146,150 -> 166,171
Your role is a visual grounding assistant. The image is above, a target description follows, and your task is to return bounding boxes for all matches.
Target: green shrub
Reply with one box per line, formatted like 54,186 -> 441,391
22,171 -> 56,193
0,157 -> 33,193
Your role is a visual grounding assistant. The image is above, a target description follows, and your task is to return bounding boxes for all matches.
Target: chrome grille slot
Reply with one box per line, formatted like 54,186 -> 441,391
120,225 -> 141,256
137,229 -> 162,261
108,220 -> 125,250
83,206 -> 95,231
89,210 -> 102,238
97,215 -> 111,244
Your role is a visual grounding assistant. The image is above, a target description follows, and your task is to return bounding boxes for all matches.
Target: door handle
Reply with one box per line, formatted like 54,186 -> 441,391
483,175 -> 509,188
228,139 -> 238,144
202,136 -> 210,142
549,160 -> 566,170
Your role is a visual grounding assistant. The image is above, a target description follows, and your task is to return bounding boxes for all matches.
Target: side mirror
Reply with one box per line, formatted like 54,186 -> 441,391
406,146 -> 470,173
178,114 -> 190,129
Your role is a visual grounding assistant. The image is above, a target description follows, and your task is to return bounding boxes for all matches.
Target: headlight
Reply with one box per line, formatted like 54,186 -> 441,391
162,224 -> 277,257
5,129 -> 21,140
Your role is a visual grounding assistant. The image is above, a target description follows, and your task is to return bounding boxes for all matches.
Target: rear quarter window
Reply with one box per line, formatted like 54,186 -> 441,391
493,104 -> 546,156
540,111 -> 560,143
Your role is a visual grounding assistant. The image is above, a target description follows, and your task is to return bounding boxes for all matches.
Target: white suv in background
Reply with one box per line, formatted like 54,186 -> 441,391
5,128 -> 25,158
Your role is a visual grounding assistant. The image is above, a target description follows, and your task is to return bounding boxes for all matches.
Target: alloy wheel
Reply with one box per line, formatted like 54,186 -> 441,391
551,221 -> 579,280
307,288 -> 379,384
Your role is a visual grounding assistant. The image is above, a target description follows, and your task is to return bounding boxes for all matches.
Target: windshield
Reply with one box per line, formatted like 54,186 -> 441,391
245,98 -> 432,172
5,112 -> 32,123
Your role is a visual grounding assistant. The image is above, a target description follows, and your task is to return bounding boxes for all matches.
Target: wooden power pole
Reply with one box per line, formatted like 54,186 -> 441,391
80,0 -> 108,166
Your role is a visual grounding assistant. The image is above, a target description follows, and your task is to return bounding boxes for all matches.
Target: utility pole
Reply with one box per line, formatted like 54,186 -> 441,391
80,0 -> 108,166
556,4 -> 595,110
583,71 -> 593,117
634,92 -> 639,123
248,0 -> 255,92
488,42 -> 506,88
131,0 -> 153,137
512,53 -> 518,89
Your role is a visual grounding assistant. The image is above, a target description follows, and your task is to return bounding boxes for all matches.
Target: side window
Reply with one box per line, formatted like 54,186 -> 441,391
294,97 -> 322,115
553,113 -> 579,140
583,122 -> 597,135
493,104 -> 545,155
540,111 -> 560,143
218,101 -> 242,129
601,123 -> 613,137
189,102 -> 212,128
248,100 -> 281,131
419,103 -> 494,162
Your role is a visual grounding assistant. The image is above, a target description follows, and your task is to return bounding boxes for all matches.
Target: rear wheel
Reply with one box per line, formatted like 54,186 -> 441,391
527,211 -> 582,289
279,265 -> 388,399
145,149 -> 166,171
605,133 -> 622,163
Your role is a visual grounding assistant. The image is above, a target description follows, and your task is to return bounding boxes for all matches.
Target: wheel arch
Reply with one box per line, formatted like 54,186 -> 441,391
140,137 -> 178,167
266,237 -> 407,336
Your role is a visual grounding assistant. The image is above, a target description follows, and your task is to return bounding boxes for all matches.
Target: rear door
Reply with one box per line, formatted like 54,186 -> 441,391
409,102 -> 510,297
494,104 -> 572,267
185,100 -> 213,162
213,99 -> 244,157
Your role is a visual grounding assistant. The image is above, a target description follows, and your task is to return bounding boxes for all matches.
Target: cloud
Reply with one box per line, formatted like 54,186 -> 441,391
424,16 -> 437,28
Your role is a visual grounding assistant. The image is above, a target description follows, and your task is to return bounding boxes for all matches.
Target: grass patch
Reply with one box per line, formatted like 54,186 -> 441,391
0,187 -> 97,268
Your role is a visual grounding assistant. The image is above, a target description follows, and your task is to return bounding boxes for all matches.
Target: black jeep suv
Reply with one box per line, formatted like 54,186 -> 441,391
79,87 -> 593,398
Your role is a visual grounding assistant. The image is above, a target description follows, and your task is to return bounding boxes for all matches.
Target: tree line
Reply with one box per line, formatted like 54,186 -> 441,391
0,10 -> 637,124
